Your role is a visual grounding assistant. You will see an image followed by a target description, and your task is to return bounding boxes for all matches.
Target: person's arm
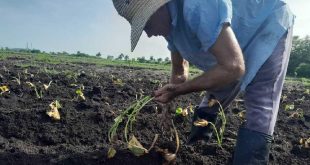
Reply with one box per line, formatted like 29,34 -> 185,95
170,51 -> 189,84
175,25 -> 245,95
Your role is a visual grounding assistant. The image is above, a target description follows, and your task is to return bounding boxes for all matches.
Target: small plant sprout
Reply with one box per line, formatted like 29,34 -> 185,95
187,103 -> 194,113
285,104 -> 295,111
12,73 -> 21,85
107,148 -> 117,159
127,134 -> 159,157
299,137 -> 310,148
75,85 -> 85,100
289,108 -> 304,119
113,78 -> 124,86
175,107 -> 190,117
156,120 -> 179,165
194,119 -> 209,127
305,89 -> 310,95
108,96 -> 153,142
0,85 -> 9,95
199,91 -> 206,97
26,82 -> 43,99
193,99 -> 226,148
175,107 -> 182,115
127,135 -> 148,156
43,81 -> 52,90
47,100 -> 61,120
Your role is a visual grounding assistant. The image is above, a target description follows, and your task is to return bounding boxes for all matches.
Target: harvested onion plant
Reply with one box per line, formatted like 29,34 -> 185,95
108,96 -> 154,142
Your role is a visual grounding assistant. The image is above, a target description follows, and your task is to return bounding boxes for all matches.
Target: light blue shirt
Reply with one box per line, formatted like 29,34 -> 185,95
166,0 -> 295,90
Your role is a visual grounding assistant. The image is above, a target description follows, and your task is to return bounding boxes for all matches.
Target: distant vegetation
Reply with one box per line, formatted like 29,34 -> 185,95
287,36 -> 310,78
0,35 -> 309,78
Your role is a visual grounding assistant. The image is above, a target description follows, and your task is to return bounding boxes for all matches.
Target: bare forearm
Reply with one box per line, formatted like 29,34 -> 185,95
175,64 -> 243,95
175,25 -> 245,95
170,52 -> 189,84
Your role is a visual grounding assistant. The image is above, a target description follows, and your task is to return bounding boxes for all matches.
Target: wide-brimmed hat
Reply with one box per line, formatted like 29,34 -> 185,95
112,0 -> 171,52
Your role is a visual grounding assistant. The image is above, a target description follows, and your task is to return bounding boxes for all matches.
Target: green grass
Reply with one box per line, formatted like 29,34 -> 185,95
286,77 -> 310,87
0,51 -> 201,73
2,51 -> 309,86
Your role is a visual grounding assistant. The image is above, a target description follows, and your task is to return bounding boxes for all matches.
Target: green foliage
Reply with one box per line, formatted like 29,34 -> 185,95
285,104 -> 295,111
108,96 -> 153,143
295,63 -> 310,78
288,36 -> 310,78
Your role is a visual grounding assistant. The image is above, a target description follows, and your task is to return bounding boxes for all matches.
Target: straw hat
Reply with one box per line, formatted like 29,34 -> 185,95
112,0 -> 171,52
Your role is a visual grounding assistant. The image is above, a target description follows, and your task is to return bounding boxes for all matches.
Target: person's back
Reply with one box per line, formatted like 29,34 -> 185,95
112,0 -> 295,164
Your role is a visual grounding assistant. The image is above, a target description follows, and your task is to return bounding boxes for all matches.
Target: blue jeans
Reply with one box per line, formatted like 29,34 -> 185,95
198,28 -> 293,135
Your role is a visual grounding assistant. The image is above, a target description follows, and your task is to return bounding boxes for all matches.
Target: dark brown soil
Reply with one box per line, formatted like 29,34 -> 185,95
0,56 -> 309,165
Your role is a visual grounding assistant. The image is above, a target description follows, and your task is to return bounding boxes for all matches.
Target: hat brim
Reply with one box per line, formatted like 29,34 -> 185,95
130,0 -> 171,52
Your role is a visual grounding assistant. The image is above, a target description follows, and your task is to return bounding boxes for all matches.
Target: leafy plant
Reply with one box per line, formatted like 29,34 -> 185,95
194,99 -> 226,148
43,81 -> 53,90
289,108 -> 304,119
26,82 -> 43,99
107,148 -> 117,159
177,107 -> 188,117
285,104 -> 295,111
113,78 -> 124,86
155,120 -> 179,164
108,96 -> 153,142
75,85 -> 85,100
12,73 -> 21,85
299,137 -> 310,148
47,100 -> 61,120
0,85 -> 9,95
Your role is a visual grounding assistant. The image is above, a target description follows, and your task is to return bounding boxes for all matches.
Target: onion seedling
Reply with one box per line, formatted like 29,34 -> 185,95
26,82 -> 43,99
75,85 -> 85,100
107,148 -> 117,159
193,99 -> 226,148
47,100 -> 61,120
108,96 -> 153,142
285,104 -> 295,111
289,108 -> 304,119
299,138 -> 310,148
156,120 -> 179,165
0,85 -> 9,95
12,73 -> 21,85
43,81 -> 53,90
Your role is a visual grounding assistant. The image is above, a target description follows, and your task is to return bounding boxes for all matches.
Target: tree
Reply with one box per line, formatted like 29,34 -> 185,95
117,53 -> 125,60
137,56 -> 147,63
96,52 -> 102,57
107,55 -> 114,60
125,55 -> 130,61
149,56 -> 155,62
164,57 -> 170,62
157,58 -> 163,63
287,36 -> 310,76
295,63 -> 310,78
30,49 -> 41,53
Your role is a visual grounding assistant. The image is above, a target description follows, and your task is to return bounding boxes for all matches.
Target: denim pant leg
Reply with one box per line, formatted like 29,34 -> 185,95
244,29 -> 293,135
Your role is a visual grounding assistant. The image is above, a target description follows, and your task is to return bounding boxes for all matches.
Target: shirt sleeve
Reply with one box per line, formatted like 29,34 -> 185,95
183,0 -> 232,52
165,35 -> 178,53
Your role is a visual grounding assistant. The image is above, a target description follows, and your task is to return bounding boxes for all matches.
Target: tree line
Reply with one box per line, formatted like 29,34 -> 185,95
1,35 -> 309,77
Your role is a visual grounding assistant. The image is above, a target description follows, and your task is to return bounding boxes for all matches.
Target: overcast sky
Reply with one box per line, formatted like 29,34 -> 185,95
0,0 -> 309,59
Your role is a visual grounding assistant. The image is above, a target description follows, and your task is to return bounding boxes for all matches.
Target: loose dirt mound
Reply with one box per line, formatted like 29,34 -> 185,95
0,57 -> 309,165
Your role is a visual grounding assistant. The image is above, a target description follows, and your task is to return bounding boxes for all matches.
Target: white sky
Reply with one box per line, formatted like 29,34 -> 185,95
0,0 -> 308,59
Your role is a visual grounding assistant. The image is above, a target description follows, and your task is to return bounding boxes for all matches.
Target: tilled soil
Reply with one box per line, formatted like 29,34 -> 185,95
0,56 -> 309,165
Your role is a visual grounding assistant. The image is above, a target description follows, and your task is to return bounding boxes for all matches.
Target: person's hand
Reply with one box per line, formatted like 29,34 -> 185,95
154,84 -> 180,104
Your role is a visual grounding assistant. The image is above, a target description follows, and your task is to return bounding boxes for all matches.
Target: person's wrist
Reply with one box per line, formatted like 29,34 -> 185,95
174,83 -> 184,96
170,73 -> 188,84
